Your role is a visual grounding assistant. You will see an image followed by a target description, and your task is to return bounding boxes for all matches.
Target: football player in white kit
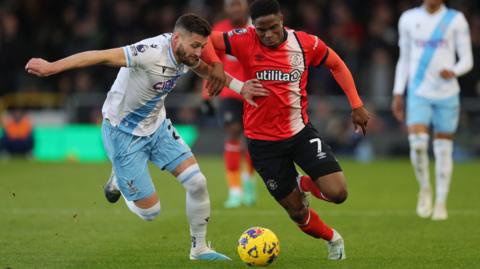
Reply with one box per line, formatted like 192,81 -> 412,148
25,14 -> 268,260
391,0 -> 473,220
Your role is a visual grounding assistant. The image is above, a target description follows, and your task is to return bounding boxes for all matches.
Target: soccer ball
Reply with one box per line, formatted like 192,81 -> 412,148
237,227 -> 280,266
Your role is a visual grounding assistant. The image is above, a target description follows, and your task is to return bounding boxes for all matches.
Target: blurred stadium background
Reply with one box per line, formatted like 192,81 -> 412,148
1,0 -> 479,161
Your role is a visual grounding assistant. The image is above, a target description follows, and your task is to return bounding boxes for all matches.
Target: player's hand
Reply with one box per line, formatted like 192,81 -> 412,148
440,69 -> 456,79
25,58 -> 57,77
391,94 -> 405,122
351,106 -> 370,135
241,79 -> 269,107
206,62 -> 226,96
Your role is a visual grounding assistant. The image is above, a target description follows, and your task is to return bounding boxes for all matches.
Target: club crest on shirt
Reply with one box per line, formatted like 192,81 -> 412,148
291,53 -> 303,67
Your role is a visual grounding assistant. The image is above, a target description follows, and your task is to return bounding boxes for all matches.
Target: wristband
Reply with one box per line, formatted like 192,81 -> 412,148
229,78 -> 244,94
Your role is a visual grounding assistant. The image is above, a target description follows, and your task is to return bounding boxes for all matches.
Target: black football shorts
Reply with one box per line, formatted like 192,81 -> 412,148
247,123 -> 342,200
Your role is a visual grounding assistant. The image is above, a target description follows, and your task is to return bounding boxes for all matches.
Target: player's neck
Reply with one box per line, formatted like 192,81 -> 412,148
424,4 -> 443,14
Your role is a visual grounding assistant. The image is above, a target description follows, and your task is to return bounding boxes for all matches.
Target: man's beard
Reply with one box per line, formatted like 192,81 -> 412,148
176,44 -> 199,66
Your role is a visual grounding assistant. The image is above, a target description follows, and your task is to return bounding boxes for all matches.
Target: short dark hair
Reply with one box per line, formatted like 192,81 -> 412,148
174,13 -> 211,37
250,0 -> 281,21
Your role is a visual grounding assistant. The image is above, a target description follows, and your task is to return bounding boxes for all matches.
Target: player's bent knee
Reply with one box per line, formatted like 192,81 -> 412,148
408,133 -> 429,151
134,201 -> 161,221
179,164 -> 208,197
186,173 -> 207,196
330,188 -> 348,204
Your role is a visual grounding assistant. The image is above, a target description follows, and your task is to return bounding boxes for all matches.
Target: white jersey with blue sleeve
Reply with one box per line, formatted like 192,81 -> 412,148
101,33 -> 190,136
393,5 -> 473,100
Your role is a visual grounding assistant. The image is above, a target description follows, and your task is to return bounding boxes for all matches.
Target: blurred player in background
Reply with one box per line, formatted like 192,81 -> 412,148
25,13 -> 267,261
202,0 -> 257,208
391,0 -> 473,220
208,0 -> 370,260
0,109 -> 34,157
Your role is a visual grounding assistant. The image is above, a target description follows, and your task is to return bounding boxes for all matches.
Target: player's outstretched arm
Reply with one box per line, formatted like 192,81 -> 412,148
25,48 -> 126,77
391,13 -> 410,123
208,31 -> 226,53
192,61 -> 268,107
323,47 -> 370,135
200,37 -> 226,94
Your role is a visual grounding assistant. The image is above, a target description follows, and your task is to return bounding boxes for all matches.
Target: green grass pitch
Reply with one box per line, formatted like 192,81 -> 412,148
1,157 -> 479,268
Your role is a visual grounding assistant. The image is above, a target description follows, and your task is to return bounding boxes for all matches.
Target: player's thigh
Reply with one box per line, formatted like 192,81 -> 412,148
149,118 -> 194,173
406,95 -> 433,128
102,120 -> 156,202
432,95 -> 460,135
316,171 -> 348,203
247,141 -> 298,201
408,124 -> 429,134
220,98 -> 244,139
292,125 -> 343,182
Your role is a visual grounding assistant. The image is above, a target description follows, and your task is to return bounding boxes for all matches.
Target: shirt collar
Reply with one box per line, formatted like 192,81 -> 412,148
167,34 -> 178,66
421,4 -> 447,16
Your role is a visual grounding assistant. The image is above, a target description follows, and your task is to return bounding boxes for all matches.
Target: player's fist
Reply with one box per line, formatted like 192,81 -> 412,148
206,62 -> 226,96
391,94 -> 405,123
25,58 -> 57,77
351,106 -> 370,135
439,69 -> 456,79
241,79 -> 269,107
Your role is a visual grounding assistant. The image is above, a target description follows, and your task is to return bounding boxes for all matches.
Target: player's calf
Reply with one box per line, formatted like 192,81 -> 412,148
124,199 -> 161,221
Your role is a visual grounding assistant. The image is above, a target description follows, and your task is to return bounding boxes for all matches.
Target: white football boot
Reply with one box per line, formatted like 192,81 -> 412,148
190,242 -> 231,261
431,203 -> 448,221
416,187 -> 432,218
326,229 -> 346,260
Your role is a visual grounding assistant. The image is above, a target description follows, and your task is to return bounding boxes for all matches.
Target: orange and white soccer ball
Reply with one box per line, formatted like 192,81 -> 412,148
237,227 -> 280,266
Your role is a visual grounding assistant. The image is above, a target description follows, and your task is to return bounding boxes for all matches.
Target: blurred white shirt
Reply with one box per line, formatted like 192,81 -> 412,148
393,5 -> 473,99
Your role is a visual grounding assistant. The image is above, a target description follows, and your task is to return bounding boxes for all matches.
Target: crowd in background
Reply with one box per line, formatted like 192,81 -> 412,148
1,0 -> 480,156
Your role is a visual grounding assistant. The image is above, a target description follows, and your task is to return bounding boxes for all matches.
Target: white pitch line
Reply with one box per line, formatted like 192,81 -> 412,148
1,208 -> 479,217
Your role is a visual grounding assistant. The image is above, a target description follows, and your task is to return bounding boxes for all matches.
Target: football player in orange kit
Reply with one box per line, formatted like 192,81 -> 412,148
202,0 -> 257,208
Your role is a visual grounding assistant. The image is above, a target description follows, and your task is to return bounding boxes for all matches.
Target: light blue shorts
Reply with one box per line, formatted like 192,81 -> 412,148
407,94 -> 460,134
102,118 -> 193,201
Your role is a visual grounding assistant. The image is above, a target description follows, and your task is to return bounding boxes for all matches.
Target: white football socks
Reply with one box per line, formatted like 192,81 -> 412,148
408,133 -> 430,190
123,197 -> 161,221
177,164 -> 210,251
433,139 -> 453,205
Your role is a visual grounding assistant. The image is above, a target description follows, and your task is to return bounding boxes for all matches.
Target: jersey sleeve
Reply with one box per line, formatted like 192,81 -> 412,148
393,12 -> 411,95
123,37 -> 163,69
307,34 -> 329,67
211,24 -> 227,60
452,12 -> 473,76
223,27 -> 255,59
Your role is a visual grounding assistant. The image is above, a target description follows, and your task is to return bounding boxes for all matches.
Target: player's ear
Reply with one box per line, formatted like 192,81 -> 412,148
173,32 -> 182,45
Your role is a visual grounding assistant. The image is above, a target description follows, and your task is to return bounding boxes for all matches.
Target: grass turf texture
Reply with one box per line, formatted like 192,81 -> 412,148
1,157 -> 479,269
